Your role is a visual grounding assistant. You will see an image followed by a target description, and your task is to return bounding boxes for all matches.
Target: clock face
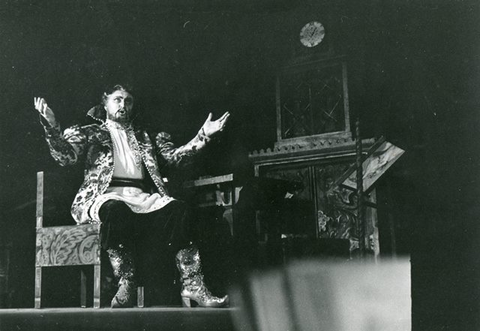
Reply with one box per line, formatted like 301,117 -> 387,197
299,21 -> 325,48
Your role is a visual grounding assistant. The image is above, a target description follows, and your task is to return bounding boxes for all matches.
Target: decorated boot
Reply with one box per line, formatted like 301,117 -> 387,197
175,246 -> 229,308
107,245 -> 136,308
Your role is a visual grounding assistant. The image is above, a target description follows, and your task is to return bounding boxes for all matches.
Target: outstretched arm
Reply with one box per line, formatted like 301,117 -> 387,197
34,97 -> 86,166
156,112 -> 230,167
34,97 -> 57,127
201,112 -> 230,137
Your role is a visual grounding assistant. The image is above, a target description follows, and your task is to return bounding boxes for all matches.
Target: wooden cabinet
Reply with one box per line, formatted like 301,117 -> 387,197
249,138 -> 380,261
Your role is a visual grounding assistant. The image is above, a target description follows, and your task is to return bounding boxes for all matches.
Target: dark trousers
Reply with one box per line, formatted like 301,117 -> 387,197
99,200 -> 193,291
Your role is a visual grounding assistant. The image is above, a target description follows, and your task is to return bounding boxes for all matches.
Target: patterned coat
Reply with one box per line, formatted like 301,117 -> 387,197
41,105 -> 210,224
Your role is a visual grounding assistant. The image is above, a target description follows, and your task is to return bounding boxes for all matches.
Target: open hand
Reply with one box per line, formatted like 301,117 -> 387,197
202,112 -> 230,137
34,97 -> 56,126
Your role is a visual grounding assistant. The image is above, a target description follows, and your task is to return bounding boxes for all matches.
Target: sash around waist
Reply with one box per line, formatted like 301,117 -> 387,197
109,178 -> 147,191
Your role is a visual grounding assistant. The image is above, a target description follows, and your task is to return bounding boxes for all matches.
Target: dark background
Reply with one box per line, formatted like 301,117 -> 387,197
1,0 -> 479,329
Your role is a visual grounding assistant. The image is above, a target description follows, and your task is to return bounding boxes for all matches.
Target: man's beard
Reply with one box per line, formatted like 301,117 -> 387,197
113,109 -> 131,123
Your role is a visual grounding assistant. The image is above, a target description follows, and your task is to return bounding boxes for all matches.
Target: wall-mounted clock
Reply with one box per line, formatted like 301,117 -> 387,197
299,21 -> 325,48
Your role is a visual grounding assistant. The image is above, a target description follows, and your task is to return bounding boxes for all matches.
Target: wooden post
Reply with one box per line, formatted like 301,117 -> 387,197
355,119 -> 365,258
80,269 -> 87,308
93,265 -> 101,308
34,267 -> 42,308
137,286 -> 144,308
34,172 -> 44,308
36,172 -> 44,228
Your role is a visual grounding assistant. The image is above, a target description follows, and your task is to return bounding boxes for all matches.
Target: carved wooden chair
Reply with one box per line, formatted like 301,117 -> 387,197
34,171 -> 144,308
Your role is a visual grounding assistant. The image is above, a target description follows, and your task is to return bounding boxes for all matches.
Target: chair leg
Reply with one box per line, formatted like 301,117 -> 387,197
137,286 -> 144,308
34,267 -> 42,309
93,265 -> 101,308
80,269 -> 87,308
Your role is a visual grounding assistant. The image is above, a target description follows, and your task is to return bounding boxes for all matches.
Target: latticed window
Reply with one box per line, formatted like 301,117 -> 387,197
277,61 -> 350,142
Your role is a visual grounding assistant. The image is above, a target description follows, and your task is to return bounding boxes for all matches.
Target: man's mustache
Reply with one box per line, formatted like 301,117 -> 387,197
113,108 -> 138,123
115,109 -> 128,116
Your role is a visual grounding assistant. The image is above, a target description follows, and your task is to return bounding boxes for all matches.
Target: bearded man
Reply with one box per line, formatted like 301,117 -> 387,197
34,84 -> 230,308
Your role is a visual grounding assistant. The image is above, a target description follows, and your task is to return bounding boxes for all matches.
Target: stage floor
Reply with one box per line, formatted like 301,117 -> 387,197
0,307 -> 238,331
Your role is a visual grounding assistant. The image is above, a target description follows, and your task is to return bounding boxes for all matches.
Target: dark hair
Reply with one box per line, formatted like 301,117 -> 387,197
101,84 -> 135,105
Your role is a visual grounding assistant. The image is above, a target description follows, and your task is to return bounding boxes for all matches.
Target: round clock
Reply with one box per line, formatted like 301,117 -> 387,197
299,21 -> 325,48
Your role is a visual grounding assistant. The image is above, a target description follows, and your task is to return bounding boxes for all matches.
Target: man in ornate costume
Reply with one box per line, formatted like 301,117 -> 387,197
34,84 -> 230,308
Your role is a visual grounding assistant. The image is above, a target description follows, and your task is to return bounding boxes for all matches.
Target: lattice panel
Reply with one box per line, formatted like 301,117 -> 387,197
279,63 -> 347,140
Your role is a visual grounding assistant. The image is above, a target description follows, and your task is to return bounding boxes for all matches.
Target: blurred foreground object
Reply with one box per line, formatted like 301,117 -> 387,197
233,259 -> 410,331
